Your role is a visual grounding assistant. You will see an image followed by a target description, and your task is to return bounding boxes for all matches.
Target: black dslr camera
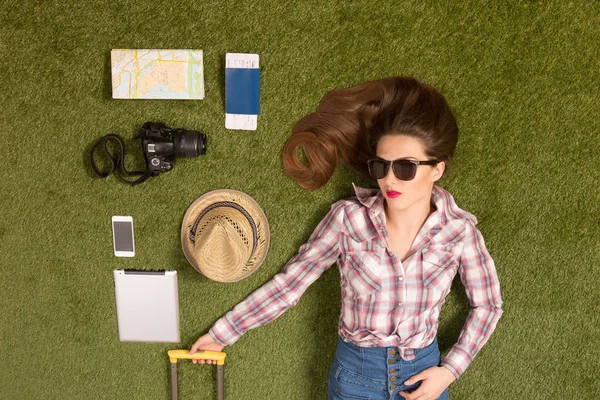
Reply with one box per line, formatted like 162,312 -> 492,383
139,122 -> 207,173
90,122 -> 207,186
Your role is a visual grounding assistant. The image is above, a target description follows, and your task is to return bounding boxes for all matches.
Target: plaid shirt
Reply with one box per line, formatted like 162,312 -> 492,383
210,184 -> 503,380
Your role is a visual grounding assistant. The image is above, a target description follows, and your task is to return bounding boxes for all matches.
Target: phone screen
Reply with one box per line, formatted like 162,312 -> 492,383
113,221 -> 134,252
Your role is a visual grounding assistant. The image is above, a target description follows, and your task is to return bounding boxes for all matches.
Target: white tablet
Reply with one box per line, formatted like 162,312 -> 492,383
113,270 -> 180,343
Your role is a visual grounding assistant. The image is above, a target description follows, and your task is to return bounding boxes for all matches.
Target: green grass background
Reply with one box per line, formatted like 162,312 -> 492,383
1,1 -> 599,399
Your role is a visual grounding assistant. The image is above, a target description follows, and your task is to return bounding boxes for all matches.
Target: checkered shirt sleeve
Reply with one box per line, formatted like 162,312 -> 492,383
440,221 -> 504,379
209,201 -> 345,346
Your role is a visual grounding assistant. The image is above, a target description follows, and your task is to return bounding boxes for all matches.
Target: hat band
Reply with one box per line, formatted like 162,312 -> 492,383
189,201 -> 258,260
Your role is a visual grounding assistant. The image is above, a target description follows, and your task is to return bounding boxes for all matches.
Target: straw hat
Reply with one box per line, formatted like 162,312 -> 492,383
181,189 -> 270,282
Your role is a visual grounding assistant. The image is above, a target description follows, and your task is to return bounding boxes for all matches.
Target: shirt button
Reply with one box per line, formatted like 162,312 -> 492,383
398,277 -> 403,281
398,302 -> 402,306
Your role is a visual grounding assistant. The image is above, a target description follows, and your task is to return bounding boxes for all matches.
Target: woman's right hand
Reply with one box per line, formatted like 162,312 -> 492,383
189,333 -> 225,365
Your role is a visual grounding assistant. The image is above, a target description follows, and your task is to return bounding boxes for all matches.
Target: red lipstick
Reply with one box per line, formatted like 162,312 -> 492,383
386,190 -> 402,198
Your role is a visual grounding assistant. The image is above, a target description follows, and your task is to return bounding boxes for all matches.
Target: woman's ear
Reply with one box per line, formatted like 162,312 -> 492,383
432,161 -> 445,182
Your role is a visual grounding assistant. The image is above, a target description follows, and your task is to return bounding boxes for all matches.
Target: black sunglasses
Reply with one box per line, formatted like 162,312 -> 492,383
367,158 -> 439,181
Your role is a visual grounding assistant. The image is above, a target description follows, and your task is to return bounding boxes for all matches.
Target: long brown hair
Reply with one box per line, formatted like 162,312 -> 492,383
282,76 -> 458,191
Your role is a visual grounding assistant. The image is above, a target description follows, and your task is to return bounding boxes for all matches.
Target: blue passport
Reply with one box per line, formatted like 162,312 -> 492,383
225,68 -> 261,115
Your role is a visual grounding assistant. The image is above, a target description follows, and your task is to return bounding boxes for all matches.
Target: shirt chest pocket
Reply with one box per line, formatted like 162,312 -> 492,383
343,251 -> 383,294
421,245 -> 457,287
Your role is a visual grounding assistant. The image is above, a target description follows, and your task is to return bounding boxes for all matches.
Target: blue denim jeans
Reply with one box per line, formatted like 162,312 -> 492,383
328,336 -> 450,400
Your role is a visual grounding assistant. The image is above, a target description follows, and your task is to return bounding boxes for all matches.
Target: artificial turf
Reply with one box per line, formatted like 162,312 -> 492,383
1,1 -> 599,399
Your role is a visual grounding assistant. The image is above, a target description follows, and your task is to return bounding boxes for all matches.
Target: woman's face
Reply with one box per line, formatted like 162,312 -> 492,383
375,134 -> 445,214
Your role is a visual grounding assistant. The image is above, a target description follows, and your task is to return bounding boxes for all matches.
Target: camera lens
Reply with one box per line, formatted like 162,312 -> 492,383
173,129 -> 207,158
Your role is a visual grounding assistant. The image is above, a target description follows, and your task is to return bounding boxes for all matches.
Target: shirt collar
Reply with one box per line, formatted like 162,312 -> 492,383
352,183 -> 385,216
430,186 -> 447,226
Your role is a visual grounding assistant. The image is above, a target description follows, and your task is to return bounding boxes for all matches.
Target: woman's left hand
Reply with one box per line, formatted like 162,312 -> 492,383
399,366 -> 456,400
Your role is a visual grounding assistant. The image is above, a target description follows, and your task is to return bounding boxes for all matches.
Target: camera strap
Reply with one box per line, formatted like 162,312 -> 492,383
89,134 -> 157,186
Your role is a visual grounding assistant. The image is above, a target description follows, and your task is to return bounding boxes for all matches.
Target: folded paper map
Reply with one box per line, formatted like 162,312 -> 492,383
111,49 -> 204,100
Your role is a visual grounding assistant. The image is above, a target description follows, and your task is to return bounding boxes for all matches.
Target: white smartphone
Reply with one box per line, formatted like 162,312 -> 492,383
112,216 -> 135,257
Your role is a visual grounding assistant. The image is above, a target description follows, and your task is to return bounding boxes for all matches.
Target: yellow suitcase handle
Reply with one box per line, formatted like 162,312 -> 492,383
168,350 -> 227,400
168,349 -> 226,365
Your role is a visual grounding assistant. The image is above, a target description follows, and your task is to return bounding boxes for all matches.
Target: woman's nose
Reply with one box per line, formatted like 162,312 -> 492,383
383,163 -> 397,182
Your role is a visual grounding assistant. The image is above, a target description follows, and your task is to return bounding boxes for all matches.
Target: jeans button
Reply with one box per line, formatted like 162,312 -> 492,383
390,376 -> 397,382
388,358 -> 395,364
389,349 -> 397,355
